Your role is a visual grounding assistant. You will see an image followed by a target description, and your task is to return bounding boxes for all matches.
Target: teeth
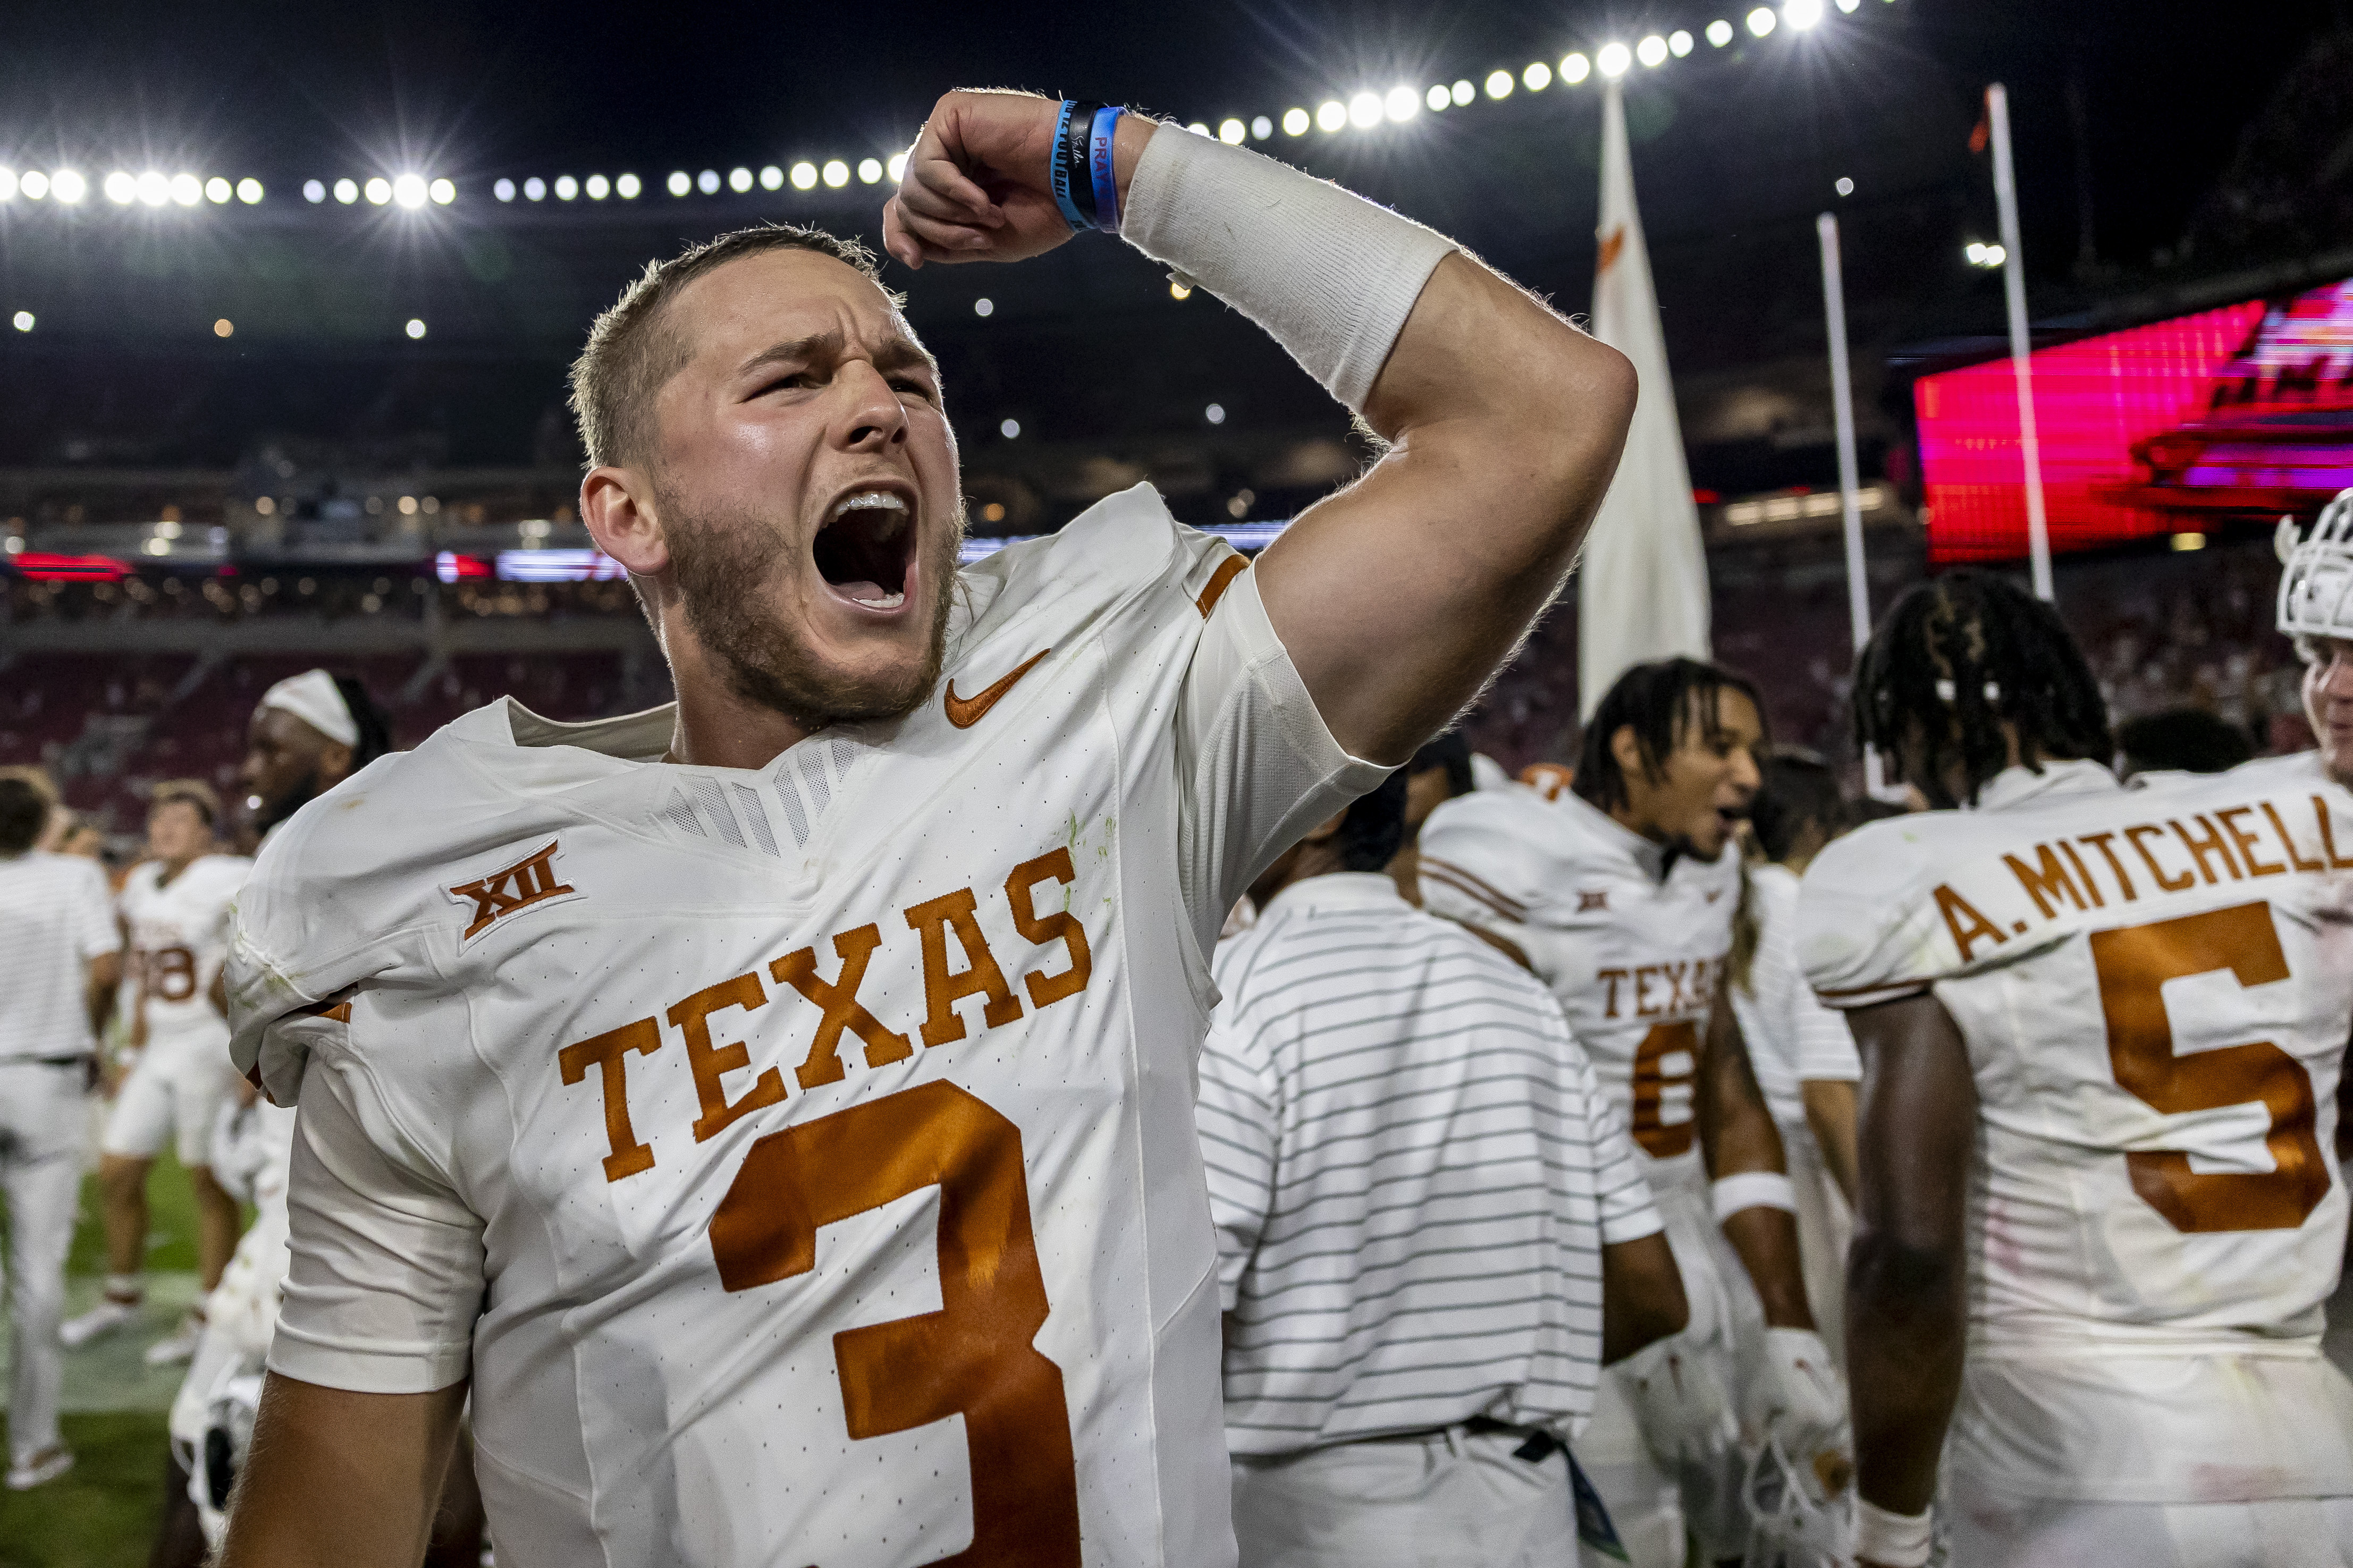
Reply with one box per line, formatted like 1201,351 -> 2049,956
831,490 -> 909,521
850,589 -> 905,609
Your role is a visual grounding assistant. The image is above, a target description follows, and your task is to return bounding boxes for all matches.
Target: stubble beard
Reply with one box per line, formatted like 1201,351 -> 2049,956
662,493 -> 962,730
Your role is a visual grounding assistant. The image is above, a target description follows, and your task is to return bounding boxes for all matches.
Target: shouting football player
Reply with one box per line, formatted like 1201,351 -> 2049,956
216,92 -> 1637,1565
1806,569 -> 2353,1568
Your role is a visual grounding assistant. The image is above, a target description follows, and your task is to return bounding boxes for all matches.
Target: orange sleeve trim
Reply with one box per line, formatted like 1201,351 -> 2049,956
1195,554 -> 1249,620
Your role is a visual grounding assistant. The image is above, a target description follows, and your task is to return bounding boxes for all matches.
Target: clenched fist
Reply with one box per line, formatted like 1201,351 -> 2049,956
882,90 -> 1155,268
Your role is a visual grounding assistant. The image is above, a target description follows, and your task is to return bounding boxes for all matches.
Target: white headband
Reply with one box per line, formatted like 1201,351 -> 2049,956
259,668 -> 359,748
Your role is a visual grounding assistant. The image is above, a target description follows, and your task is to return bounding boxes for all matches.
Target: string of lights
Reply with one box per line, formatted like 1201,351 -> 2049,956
0,0 -> 1894,221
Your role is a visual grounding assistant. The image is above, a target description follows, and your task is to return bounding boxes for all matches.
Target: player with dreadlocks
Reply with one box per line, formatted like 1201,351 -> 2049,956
1800,569 -> 2353,1568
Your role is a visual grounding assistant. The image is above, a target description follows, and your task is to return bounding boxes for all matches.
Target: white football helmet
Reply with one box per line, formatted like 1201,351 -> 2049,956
1742,1438 -> 1852,1568
2278,488 -> 2353,644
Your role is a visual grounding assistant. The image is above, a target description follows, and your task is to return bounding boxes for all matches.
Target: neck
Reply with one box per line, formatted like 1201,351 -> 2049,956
659,605 -> 820,770
157,852 -> 201,883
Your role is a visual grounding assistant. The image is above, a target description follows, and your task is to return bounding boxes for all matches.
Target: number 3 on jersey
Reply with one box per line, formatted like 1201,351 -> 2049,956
2091,901 -> 2332,1234
707,1081 -> 1082,1566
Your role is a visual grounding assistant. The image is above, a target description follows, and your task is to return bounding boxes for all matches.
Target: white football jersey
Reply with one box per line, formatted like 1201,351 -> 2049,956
1416,784 -> 1742,1185
120,853 -> 249,1044
225,486 -> 1384,1568
1798,756 -> 2353,1350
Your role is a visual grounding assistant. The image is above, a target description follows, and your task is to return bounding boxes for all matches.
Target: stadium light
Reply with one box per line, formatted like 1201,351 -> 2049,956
887,151 -> 908,181
524,177 -> 546,201
974,297 -> 993,317
554,175 -> 578,200
52,170 -> 86,203
1384,85 -> 1419,121
1837,0 -> 1860,9
214,318 -> 233,337
1785,0 -> 1824,28
1638,35 -> 1669,66
429,177 -> 455,204
616,173 -> 640,198
1598,42 -> 1632,78
790,162 -> 817,190
760,165 -> 783,190
104,171 -> 137,204
1219,117 -> 1246,143
1669,30 -> 1696,56
11,311 -> 31,332
1708,19 -> 1735,44
697,169 -> 720,193
1252,115 -> 1272,138
1748,7 -> 1778,35
21,171 -> 48,199
1187,122 -> 1210,136
585,174 -> 609,199
1348,91 -> 1382,129
728,167 -> 752,192
1000,418 -> 1020,438
493,179 -> 515,202
1523,61 -> 1552,91
304,179 -> 326,202
857,158 -> 882,184
171,173 -> 201,206
1283,107 -> 1310,135
334,177 -> 358,204
1316,100 -> 1346,132
1836,175 -> 1854,196
1483,70 -> 1513,99
206,176 -> 231,203
393,174 -> 427,207
1205,402 -> 1227,425
138,170 -> 170,206
1452,79 -> 1474,105
1426,84 -> 1449,112
238,177 -> 263,204
822,159 -> 848,187
404,318 -> 426,338
668,171 -> 691,197
1562,53 -> 1592,83
364,177 -> 391,205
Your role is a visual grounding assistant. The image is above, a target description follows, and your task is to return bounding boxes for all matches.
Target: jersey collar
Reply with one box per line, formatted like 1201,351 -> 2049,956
1259,871 -> 1408,919
1974,756 -> 2121,813
1557,786 -> 1679,883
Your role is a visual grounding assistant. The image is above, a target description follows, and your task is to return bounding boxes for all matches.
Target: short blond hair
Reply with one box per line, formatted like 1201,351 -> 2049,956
568,225 -> 897,470
149,778 -> 223,828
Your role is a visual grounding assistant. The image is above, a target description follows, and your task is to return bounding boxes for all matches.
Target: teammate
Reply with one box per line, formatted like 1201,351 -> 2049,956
237,669 -> 392,845
1384,730 -> 1475,904
216,90 -> 1639,1565
1200,775 -> 1684,1565
60,782 -> 251,1362
1803,569 -> 2353,1568
1417,657 -> 1846,1568
0,769 -> 121,1490
2281,487 -> 2353,789
1726,750 -> 1860,1352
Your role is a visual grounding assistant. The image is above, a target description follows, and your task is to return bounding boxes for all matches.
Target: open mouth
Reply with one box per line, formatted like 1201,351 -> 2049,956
813,488 -> 915,611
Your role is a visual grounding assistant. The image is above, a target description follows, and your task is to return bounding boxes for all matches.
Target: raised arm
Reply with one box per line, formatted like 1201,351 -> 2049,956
884,91 -> 1635,763
1843,993 -> 1978,1567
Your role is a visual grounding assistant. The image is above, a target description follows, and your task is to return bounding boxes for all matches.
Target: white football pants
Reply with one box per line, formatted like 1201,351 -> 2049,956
0,1059 -> 89,1464
1947,1478 -> 2353,1567
1230,1428 -> 1589,1568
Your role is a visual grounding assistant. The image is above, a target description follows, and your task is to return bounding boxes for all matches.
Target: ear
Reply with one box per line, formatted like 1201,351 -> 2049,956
1608,724 -> 1644,779
582,467 -> 670,577
1300,807 -> 1349,845
316,740 -> 356,787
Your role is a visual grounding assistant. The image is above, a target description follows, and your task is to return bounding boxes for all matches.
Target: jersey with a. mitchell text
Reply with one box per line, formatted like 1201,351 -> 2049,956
1416,784 -> 1742,1185
1798,756 -> 2353,1350
120,853 -> 249,1043
225,484 -> 1382,1568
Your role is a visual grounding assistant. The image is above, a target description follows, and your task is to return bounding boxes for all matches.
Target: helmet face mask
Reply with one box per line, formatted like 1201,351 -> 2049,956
2277,488 -> 2353,651
1742,1438 -> 1853,1568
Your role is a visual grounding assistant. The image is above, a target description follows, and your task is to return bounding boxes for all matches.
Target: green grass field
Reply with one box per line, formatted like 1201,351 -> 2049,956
2,1155 -> 202,1567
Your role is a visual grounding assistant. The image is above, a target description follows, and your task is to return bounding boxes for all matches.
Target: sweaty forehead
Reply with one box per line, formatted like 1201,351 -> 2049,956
670,249 -> 918,370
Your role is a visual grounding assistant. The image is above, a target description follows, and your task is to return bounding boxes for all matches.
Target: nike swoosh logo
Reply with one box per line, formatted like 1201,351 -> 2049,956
944,648 -> 1051,729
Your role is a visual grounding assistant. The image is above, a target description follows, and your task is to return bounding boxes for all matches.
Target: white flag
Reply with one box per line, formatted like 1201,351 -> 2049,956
1577,79 -> 1710,719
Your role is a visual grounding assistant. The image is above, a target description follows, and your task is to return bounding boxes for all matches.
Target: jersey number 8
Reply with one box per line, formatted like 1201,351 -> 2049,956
707,1079 -> 1083,1566
2090,901 -> 2331,1234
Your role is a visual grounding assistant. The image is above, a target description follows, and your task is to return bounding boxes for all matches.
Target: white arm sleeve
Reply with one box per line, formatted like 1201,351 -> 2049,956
268,1050 -> 484,1394
1177,564 -> 1391,939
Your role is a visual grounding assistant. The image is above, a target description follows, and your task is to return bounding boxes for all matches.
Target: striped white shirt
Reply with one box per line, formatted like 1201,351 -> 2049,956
1728,863 -> 1860,1130
0,851 -> 120,1062
1199,872 -> 1660,1455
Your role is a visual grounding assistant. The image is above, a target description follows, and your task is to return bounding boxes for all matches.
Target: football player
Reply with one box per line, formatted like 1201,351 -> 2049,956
1804,569 -> 2353,1568
2281,488 -> 2353,790
61,782 -> 251,1363
215,91 -> 1638,1566
1418,658 -> 1848,1568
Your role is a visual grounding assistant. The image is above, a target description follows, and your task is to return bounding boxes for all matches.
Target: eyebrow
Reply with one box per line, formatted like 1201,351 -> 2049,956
733,330 -> 938,381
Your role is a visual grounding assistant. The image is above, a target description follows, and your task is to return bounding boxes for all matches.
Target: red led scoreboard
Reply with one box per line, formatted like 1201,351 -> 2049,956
1916,277 -> 2353,563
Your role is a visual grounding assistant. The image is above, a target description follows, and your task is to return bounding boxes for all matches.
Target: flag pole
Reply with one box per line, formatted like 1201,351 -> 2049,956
1987,82 -> 2054,602
1815,211 -> 1893,796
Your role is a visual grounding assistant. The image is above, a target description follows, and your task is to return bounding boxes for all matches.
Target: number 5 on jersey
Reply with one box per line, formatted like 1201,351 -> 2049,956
708,1081 -> 1082,1566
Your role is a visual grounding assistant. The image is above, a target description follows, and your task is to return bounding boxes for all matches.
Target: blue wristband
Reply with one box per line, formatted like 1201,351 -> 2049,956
1088,106 -> 1123,233
1049,100 -> 1091,234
